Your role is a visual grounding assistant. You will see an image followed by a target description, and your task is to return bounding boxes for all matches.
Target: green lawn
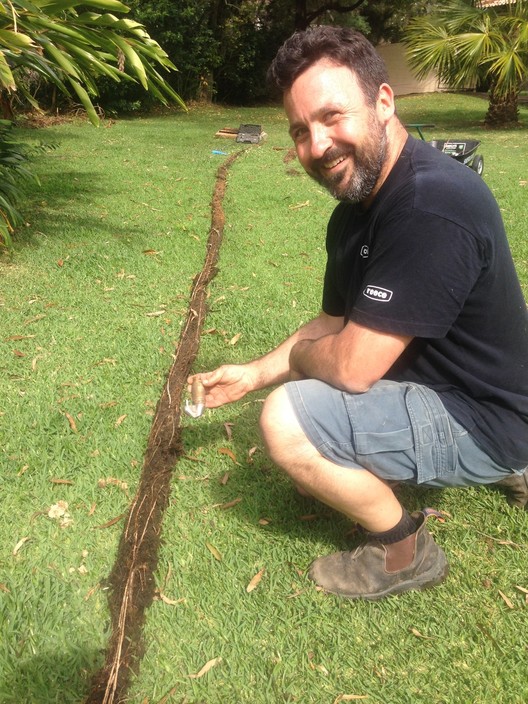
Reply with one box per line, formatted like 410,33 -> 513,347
0,94 -> 527,703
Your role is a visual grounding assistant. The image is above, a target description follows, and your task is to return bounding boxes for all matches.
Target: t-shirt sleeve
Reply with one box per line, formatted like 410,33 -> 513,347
322,203 -> 353,317
350,208 -> 486,338
322,258 -> 345,316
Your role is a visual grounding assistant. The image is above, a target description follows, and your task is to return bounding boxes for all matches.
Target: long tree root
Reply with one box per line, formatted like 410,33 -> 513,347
85,150 -> 244,704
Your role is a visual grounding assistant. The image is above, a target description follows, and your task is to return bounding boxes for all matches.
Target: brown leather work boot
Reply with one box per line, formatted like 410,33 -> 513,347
308,511 -> 448,600
493,472 -> 528,509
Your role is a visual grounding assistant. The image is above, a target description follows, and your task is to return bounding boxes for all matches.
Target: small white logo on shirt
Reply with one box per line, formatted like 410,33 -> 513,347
363,285 -> 393,302
360,245 -> 369,258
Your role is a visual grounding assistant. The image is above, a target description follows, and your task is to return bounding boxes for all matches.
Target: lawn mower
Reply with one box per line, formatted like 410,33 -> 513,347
406,123 -> 484,176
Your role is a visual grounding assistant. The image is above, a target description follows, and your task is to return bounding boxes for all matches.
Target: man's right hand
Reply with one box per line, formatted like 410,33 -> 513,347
186,313 -> 345,410
187,365 -> 256,409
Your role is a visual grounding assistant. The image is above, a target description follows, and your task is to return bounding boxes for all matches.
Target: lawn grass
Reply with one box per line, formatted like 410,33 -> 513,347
0,93 -> 527,704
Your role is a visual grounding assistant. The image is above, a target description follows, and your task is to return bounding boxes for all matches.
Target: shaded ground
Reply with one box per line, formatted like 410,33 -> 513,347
85,151 -> 244,704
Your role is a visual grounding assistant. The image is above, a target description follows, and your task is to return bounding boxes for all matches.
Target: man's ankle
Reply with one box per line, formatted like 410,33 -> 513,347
367,509 -> 419,572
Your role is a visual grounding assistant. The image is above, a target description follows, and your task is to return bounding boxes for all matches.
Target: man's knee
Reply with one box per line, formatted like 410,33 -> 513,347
259,385 -> 310,467
259,386 -> 290,452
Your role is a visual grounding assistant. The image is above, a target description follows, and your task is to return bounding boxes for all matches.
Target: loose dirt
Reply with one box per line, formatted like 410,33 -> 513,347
85,150 -> 244,704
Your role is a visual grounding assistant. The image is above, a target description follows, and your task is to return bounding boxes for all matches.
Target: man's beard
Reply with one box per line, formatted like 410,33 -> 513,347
310,120 -> 388,203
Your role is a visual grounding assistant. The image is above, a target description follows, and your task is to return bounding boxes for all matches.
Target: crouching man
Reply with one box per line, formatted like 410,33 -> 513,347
189,26 -> 528,599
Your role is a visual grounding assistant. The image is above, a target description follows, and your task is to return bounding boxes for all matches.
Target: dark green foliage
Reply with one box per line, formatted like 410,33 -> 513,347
0,120 -> 50,248
106,0 -> 433,105
124,0 -> 222,102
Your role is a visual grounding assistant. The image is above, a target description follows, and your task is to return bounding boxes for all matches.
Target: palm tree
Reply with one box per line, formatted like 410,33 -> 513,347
402,0 -> 528,126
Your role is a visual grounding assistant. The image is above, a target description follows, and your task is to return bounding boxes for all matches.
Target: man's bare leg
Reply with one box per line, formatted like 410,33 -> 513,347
259,385 -> 403,531
259,385 -> 449,599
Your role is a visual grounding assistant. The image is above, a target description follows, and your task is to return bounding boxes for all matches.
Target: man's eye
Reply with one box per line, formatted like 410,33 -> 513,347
325,111 -> 340,123
292,127 -> 308,142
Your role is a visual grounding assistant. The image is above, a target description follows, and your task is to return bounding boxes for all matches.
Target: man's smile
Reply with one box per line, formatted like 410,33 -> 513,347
322,154 -> 347,172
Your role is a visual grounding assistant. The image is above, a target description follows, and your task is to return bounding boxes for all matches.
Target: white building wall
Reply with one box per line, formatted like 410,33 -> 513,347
376,42 -> 445,96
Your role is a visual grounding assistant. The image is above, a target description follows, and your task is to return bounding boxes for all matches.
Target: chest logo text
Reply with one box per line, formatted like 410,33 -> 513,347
363,285 -> 393,302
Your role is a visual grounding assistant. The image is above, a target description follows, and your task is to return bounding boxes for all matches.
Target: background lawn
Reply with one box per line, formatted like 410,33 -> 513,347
0,93 -> 527,703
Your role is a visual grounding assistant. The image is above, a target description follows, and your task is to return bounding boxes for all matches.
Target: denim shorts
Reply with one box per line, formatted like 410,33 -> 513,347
285,379 -> 516,488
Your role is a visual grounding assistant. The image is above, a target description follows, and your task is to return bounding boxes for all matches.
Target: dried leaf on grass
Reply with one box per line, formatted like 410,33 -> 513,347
95,358 -> 117,366
218,497 -> 242,510
515,586 -> 528,604
287,588 -> 304,599
84,584 -> 99,600
206,542 -> 222,561
13,537 -> 30,556
155,589 -> 186,606
188,656 -> 222,679
333,696 -> 369,703
94,513 -> 126,529
246,567 -> 265,593
0,583 -> 10,593
410,627 -> 433,640
64,412 -> 78,433
218,447 -> 240,465
498,590 -> 514,609
228,332 -> 242,346
99,400 -> 118,408
50,478 -> 73,485
48,500 -> 73,527
115,414 -> 127,427
24,314 -> 46,326
48,501 -> 69,518
98,477 -> 128,492
224,422 -> 233,441
155,686 -> 178,704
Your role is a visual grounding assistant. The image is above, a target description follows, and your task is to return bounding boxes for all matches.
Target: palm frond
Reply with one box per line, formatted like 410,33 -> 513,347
0,0 -> 185,125
403,0 -> 528,100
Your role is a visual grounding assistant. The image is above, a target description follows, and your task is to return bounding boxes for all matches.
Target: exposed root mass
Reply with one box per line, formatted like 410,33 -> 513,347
85,151 -> 243,703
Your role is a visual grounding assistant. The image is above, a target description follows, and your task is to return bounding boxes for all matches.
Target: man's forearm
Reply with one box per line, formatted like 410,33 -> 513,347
289,321 -> 413,393
289,335 -> 342,387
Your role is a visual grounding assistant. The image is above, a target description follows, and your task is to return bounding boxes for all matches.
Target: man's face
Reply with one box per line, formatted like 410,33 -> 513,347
284,60 -> 388,203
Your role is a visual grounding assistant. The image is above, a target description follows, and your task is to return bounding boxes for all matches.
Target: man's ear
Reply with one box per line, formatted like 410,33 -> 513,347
377,83 -> 396,123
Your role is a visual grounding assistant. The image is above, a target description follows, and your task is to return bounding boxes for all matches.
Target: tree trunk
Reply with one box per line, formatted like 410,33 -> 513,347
0,90 -> 14,120
295,0 -> 309,30
485,88 -> 519,127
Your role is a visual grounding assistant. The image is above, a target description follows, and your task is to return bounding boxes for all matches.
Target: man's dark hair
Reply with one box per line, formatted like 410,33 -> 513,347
267,25 -> 389,107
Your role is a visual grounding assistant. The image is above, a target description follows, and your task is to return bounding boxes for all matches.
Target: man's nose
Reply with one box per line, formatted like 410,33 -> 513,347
310,125 -> 332,159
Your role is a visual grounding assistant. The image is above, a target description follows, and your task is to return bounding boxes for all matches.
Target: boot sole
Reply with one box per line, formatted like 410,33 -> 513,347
317,561 -> 450,601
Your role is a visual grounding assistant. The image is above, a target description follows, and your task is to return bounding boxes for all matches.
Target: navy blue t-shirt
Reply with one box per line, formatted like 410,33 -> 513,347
323,135 -> 528,470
